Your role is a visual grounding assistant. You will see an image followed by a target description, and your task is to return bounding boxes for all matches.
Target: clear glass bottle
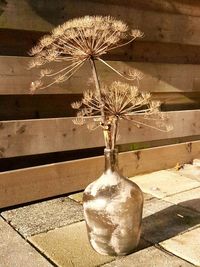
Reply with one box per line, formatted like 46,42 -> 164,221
83,148 -> 144,256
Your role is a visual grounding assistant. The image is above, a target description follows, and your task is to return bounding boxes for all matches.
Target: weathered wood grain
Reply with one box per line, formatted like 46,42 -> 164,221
0,140 -> 199,208
1,0 -> 200,45
1,135 -> 200,172
0,110 -> 199,158
92,0 -> 200,17
1,56 -> 200,94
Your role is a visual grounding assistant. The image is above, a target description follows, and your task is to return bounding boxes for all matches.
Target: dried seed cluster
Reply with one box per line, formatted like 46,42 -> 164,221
72,81 -> 172,133
29,15 -> 143,92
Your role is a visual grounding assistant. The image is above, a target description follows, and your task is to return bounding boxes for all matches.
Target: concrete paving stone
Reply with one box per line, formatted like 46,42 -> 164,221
174,164 -> 200,182
160,227 -> 200,266
193,158 -> 200,167
68,192 -> 83,204
143,198 -> 173,218
164,187 -> 200,213
29,221 -> 149,267
101,246 -> 193,267
130,170 -> 200,198
29,221 -> 115,267
1,197 -> 84,237
142,200 -> 200,244
0,217 -> 53,267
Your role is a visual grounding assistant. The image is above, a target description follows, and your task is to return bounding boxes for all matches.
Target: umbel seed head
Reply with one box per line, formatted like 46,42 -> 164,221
29,16 -> 143,92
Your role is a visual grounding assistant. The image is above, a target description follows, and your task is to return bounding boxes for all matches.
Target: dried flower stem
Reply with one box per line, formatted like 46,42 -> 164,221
112,117 -> 119,150
89,59 -> 105,121
90,58 -> 112,149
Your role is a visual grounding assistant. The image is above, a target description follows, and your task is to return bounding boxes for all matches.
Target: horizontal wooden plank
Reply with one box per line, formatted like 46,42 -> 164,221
2,29 -> 200,66
0,140 -> 199,208
0,92 -> 200,121
1,135 -> 200,172
1,56 -> 200,94
93,0 -> 200,17
1,0 -> 200,45
0,110 -> 200,158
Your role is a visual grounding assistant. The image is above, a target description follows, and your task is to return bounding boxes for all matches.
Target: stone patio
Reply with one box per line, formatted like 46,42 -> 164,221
1,160 -> 200,267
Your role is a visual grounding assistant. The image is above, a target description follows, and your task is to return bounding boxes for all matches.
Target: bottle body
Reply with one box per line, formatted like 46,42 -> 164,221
83,149 -> 143,256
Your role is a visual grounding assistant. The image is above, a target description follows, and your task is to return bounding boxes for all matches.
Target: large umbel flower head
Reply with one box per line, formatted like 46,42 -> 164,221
29,15 -> 143,92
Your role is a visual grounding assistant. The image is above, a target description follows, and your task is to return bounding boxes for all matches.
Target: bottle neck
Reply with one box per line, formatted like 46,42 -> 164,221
104,148 -> 119,172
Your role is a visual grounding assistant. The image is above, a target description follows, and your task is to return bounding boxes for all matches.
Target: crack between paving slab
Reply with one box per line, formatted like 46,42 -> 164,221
159,185 -> 200,200
154,243 -> 197,266
0,215 -> 58,267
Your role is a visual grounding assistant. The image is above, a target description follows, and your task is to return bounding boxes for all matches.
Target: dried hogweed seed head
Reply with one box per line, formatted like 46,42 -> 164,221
29,16 -> 143,92
72,80 -> 172,133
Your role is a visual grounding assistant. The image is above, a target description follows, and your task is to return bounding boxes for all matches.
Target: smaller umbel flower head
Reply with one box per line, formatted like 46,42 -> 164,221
29,16 -> 143,92
72,81 -> 172,131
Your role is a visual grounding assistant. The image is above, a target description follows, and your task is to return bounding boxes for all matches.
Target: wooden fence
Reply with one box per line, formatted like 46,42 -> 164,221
0,0 -> 200,208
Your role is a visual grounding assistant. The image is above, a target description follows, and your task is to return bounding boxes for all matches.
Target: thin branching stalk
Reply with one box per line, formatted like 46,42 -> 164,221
89,58 -> 105,124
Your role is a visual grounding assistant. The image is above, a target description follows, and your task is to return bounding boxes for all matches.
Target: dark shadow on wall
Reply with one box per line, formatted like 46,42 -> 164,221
142,199 -> 200,244
27,0 -> 200,23
27,0 -> 121,26
27,0 -> 72,26
0,0 -> 7,16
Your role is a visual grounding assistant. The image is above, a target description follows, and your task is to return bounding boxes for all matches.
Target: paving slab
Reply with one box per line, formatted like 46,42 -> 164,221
193,158 -> 200,167
0,217 -> 52,267
29,221 -> 149,267
130,170 -> 200,198
29,221 -> 115,267
160,227 -> 200,266
1,197 -> 83,237
173,164 -> 200,182
101,246 -> 193,267
143,198 -> 173,218
164,187 -> 200,213
142,200 -> 200,244
68,192 -> 83,204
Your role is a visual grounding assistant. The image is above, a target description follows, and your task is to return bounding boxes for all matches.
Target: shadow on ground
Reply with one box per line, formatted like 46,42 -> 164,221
142,198 -> 200,244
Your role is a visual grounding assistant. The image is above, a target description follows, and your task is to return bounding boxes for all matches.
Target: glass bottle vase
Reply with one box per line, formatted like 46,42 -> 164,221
83,148 -> 144,256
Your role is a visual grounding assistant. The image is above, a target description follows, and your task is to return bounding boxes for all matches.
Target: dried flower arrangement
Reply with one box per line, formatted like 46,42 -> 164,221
29,15 -> 173,256
29,15 -> 172,149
